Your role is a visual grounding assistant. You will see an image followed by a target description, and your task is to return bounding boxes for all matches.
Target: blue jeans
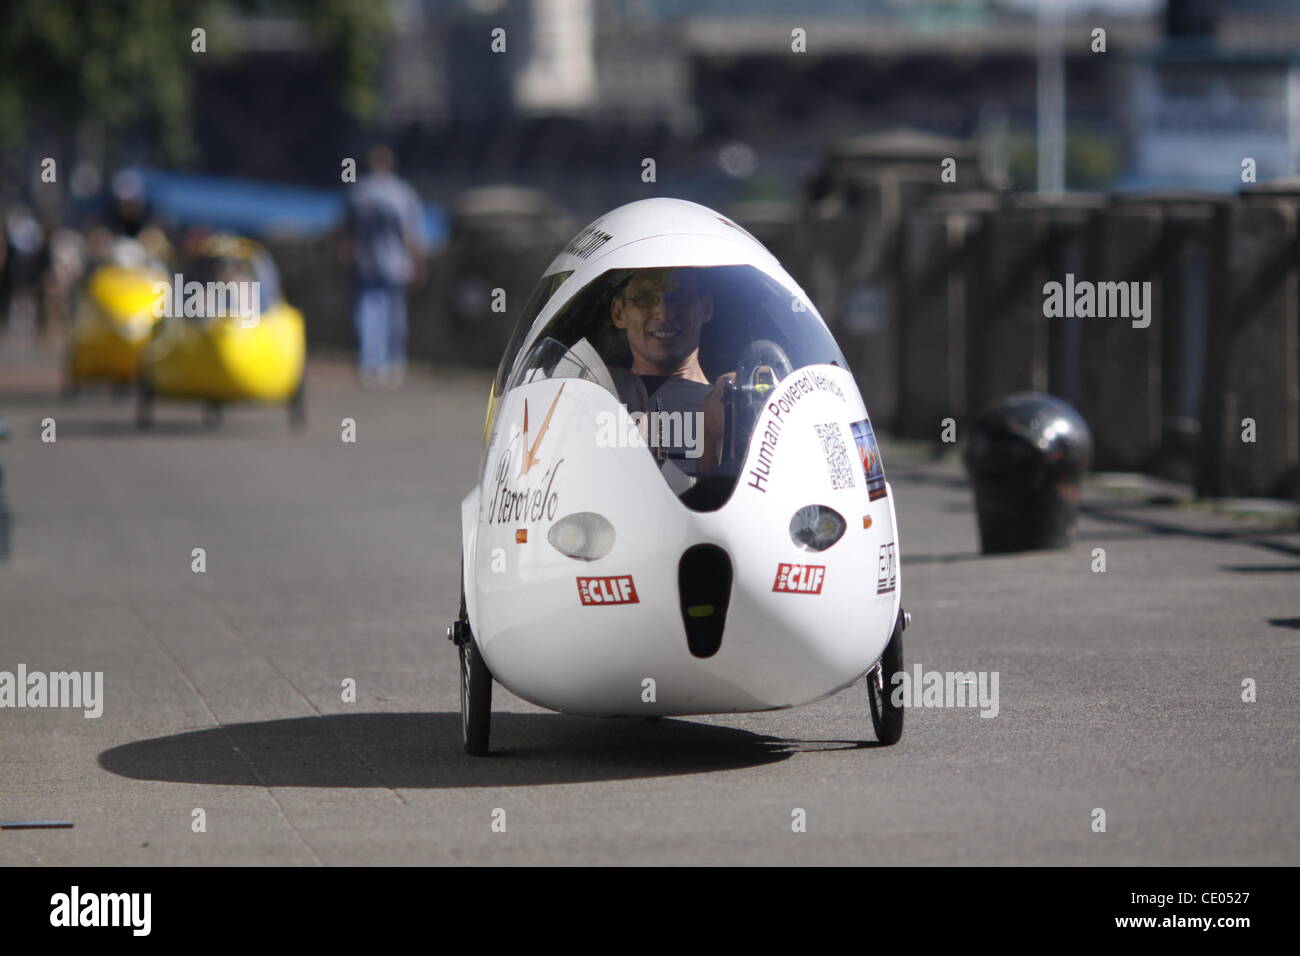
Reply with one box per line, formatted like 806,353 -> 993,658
354,282 -> 408,377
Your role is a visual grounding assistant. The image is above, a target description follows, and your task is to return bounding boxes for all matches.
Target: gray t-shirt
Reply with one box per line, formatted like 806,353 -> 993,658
345,172 -> 425,286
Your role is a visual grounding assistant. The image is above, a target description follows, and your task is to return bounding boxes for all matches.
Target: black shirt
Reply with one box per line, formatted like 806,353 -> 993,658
639,375 -> 711,474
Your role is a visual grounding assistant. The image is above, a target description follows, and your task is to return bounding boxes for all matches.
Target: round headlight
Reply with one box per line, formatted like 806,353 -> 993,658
547,512 -> 616,561
789,504 -> 846,552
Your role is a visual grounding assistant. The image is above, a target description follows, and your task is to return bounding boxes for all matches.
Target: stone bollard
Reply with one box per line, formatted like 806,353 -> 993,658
963,392 -> 1093,554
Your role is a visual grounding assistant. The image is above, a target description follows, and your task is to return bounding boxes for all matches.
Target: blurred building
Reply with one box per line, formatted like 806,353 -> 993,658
12,0 -> 1300,221
1121,0 -> 1300,189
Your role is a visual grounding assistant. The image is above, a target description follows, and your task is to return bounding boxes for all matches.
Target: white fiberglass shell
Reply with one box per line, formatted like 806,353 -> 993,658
461,199 -> 901,716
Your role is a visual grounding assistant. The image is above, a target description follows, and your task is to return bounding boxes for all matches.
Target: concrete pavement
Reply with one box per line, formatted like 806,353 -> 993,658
0,358 -> 1296,865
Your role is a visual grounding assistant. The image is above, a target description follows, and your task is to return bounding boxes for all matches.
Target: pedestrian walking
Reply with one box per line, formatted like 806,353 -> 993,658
340,146 -> 426,388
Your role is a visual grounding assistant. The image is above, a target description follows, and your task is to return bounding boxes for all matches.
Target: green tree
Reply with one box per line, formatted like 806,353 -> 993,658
0,0 -> 203,161
0,0 -> 392,164
304,0 -> 394,123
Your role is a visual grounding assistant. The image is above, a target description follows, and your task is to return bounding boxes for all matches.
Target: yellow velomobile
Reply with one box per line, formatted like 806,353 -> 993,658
65,241 -> 169,394
136,235 -> 306,429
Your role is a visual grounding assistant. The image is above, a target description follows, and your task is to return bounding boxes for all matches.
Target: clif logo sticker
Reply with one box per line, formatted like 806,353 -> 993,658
772,563 -> 826,594
577,575 -> 640,606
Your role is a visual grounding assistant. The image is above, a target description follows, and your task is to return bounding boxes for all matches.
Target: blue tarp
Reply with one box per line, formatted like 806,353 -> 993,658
135,169 -> 448,248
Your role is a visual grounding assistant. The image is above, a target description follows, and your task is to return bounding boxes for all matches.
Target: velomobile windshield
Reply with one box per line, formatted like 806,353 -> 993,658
507,264 -> 846,510
180,238 -> 281,316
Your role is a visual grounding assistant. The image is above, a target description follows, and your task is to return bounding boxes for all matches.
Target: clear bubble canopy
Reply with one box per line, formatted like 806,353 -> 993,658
504,264 -> 847,510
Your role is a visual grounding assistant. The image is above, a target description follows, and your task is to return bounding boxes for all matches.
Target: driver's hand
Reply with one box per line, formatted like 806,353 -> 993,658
700,372 -> 735,470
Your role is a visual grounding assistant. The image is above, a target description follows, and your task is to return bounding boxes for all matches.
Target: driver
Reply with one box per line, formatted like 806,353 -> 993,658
610,268 -> 731,471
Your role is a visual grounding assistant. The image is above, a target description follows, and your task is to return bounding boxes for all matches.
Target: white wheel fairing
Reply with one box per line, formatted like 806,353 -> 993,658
460,198 -> 901,717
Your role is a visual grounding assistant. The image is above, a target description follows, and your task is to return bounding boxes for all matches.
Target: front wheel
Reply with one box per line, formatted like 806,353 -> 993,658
459,629 -> 493,756
867,609 -> 906,745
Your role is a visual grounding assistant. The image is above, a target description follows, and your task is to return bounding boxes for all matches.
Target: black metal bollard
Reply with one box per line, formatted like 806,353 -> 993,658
962,392 -> 1093,554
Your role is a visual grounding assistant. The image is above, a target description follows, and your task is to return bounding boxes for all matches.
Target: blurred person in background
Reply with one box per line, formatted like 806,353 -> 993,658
40,216 -> 88,341
339,145 -> 426,388
106,170 -> 151,239
0,206 -> 48,340
100,170 -> 172,267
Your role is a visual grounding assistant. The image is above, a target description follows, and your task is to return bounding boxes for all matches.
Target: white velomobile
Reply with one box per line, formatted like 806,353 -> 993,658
451,198 -> 907,755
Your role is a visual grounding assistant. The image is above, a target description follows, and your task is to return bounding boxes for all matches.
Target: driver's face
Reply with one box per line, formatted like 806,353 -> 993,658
611,270 -> 713,375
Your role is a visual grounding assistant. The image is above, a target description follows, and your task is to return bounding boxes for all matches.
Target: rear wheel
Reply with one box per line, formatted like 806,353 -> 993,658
868,609 -> 906,745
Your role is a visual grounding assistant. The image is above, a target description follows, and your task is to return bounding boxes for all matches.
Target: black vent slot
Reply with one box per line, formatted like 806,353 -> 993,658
678,545 -> 733,658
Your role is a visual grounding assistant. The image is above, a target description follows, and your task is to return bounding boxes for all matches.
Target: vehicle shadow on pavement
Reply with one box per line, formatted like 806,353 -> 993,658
98,713 -> 878,788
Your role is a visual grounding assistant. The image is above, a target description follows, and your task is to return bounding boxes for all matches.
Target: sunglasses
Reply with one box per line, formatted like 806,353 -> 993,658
622,289 -> 700,309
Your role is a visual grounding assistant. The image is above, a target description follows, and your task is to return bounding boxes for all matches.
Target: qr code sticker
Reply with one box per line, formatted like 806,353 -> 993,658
815,422 -> 855,490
